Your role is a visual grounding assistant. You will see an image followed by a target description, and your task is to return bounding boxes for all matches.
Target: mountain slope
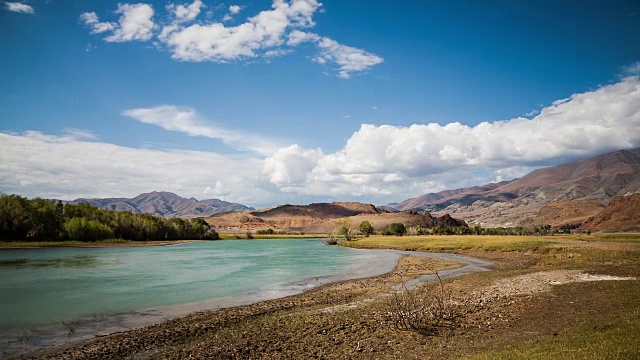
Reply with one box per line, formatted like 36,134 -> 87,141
580,194 -> 640,232
71,191 -> 252,218
205,202 -> 466,233
392,148 -> 640,227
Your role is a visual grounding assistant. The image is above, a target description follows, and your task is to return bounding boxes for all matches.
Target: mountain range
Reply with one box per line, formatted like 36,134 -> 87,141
71,191 -> 253,218
391,147 -> 640,227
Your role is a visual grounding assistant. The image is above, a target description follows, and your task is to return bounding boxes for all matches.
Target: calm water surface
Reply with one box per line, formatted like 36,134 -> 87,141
0,239 -> 397,352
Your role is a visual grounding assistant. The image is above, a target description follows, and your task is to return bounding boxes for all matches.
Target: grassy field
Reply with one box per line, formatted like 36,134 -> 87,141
338,234 -> 640,359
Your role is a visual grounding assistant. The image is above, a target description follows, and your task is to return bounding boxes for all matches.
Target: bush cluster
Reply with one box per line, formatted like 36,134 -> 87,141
0,194 -> 219,242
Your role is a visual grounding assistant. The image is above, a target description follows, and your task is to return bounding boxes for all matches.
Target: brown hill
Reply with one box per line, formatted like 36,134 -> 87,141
71,191 -> 252,218
580,194 -> 640,232
250,202 -> 384,219
527,200 -> 606,227
392,148 -> 640,228
205,202 -> 465,234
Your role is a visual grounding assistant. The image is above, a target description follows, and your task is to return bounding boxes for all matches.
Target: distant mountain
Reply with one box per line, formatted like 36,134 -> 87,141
205,202 -> 467,233
391,148 -> 640,227
71,191 -> 253,218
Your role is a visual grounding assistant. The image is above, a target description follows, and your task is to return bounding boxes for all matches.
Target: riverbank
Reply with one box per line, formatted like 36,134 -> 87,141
0,239 -> 205,249
10,250 -> 472,359
10,236 -> 640,359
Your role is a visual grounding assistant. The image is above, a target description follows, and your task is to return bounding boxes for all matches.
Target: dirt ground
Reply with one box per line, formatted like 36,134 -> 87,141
10,245 -> 640,360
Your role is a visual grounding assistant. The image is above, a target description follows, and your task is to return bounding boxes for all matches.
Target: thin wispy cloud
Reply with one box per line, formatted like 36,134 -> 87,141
80,0 -> 384,78
288,30 -> 383,78
123,105 -> 285,155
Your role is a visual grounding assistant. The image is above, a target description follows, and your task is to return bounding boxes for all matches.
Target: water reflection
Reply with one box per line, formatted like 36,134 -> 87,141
0,255 -> 100,268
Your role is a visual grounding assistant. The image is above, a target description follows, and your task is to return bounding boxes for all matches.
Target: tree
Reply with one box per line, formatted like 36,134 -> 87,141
335,218 -> 353,241
359,221 -> 374,237
388,223 -> 406,236
65,217 -> 113,241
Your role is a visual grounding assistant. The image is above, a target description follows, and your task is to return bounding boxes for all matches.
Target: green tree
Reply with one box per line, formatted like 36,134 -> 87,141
335,218 -> 353,241
359,221 -> 374,237
64,217 -> 114,241
388,223 -> 406,236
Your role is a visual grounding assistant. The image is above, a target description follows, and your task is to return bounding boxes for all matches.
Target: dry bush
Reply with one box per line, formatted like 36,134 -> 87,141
324,234 -> 338,245
387,272 -> 459,335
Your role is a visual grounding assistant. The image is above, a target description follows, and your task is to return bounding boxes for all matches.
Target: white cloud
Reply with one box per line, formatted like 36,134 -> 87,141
287,30 -> 383,78
81,4 -> 156,42
122,105 -> 284,155
8,80 -> 638,206
81,0 -> 384,78
80,12 -> 116,34
161,0 -> 321,62
262,145 -> 324,189
622,61 -> 640,77
262,77 -> 640,199
0,132 -> 269,205
5,2 -> 33,14
315,37 -> 383,78
168,0 -> 203,23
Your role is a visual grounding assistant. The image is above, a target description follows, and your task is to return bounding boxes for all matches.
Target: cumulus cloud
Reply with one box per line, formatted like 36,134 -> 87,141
81,3 -> 155,42
5,2 -> 33,14
262,145 -> 324,189
263,77 -> 640,198
167,0 -> 203,23
0,131 -> 269,205
123,105 -> 284,155
80,0 -> 383,78
160,0 -> 321,62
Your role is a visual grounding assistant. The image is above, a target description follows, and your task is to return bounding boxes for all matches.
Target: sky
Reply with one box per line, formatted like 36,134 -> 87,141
1,0 -> 640,208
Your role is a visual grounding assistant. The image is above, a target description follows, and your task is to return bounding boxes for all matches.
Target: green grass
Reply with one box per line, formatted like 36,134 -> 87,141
342,234 -> 640,252
587,233 -> 640,242
460,281 -> 640,360
341,235 -> 566,252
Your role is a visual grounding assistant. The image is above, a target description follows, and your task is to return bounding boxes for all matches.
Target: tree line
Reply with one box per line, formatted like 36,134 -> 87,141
0,195 -> 219,242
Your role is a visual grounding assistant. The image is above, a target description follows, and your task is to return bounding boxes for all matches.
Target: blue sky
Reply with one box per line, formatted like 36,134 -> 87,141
1,0 -> 640,207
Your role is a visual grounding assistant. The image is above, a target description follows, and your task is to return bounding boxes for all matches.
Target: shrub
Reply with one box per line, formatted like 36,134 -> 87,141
387,272 -> 459,335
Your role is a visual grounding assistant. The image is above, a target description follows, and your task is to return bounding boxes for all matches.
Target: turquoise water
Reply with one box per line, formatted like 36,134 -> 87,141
0,239 -> 396,350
